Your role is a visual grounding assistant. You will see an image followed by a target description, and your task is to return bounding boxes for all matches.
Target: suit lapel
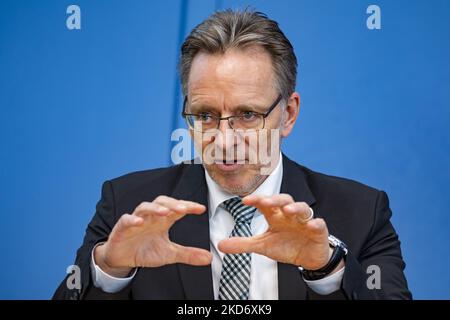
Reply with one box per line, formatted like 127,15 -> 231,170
170,163 -> 214,299
277,154 -> 317,300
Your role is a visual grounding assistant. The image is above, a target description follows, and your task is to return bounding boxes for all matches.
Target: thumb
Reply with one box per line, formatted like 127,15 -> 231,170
218,237 -> 261,255
173,244 -> 213,266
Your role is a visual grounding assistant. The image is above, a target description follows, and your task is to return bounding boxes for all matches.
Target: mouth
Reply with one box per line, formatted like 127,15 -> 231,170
214,159 -> 245,172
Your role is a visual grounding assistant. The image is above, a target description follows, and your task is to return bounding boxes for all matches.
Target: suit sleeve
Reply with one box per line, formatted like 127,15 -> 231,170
52,181 -> 132,300
307,191 -> 412,300
340,190 -> 412,299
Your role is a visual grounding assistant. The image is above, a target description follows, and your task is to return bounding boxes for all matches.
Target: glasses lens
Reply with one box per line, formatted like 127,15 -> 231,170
186,115 -> 218,132
230,114 -> 264,130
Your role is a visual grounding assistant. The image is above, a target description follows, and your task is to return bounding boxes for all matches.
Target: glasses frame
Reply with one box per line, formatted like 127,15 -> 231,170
181,94 -> 283,131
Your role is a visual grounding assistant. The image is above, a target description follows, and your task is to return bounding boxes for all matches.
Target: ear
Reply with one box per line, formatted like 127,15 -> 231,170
281,92 -> 300,138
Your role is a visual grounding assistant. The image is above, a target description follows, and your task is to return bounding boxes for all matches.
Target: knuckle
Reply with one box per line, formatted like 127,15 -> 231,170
135,202 -> 161,215
298,202 -> 309,211
155,195 -> 169,202
311,218 -> 326,231
292,202 -> 302,210
137,201 -> 150,210
118,214 -> 131,226
316,218 -> 326,226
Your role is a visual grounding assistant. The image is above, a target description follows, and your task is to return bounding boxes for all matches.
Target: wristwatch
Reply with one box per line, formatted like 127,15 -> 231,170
301,235 -> 348,281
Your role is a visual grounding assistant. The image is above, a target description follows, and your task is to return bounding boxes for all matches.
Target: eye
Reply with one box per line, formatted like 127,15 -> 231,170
241,111 -> 257,121
197,112 -> 214,123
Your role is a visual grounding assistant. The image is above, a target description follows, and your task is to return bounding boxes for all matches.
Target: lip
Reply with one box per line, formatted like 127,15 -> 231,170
214,161 -> 244,172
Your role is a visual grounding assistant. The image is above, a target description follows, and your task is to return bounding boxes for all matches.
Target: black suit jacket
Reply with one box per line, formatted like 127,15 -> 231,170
53,155 -> 412,300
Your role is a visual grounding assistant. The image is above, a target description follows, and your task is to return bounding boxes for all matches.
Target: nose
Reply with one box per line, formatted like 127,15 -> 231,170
214,120 -> 241,156
214,118 -> 235,151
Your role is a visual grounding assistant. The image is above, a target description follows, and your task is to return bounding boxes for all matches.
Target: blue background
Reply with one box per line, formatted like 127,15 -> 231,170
0,0 -> 449,299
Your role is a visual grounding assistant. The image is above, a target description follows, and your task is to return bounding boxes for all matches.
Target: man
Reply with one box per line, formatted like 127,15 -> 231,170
54,9 -> 411,300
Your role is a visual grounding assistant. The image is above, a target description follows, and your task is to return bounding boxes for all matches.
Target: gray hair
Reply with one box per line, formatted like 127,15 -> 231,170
179,9 -> 297,101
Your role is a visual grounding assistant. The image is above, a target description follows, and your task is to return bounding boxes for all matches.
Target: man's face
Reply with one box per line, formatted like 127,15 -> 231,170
186,46 -> 299,196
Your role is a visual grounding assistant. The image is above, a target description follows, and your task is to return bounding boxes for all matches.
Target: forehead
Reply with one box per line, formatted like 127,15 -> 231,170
187,46 -> 276,105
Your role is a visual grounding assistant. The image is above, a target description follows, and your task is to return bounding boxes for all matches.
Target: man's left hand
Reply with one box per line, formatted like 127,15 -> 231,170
218,194 -> 335,271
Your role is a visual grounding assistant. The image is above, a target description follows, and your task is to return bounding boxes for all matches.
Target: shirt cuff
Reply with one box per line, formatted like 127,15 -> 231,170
90,242 -> 137,293
302,266 -> 345,295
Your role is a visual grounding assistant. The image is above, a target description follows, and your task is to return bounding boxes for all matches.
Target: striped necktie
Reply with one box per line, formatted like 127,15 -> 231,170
218,197 -> 257,300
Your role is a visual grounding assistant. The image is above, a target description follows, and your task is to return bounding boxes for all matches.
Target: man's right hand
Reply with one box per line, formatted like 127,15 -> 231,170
94,196 -> 212,278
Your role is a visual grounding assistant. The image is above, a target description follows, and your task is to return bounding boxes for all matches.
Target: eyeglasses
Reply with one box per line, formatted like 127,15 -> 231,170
182,94 -> 283,132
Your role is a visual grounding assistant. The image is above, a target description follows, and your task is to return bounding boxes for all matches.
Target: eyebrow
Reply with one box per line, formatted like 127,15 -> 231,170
186,102 -> 267,114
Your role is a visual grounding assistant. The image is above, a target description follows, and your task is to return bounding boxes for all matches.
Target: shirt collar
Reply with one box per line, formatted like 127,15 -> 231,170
204,152 -> 283,219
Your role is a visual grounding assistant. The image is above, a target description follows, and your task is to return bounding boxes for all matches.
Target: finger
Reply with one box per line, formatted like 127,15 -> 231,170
307,217 -> 328,234
113,214 -> 144,238
242,194 -> 293,218
282,202 -> 313,223
133,201 -> 171,218
172,244 -> 212,266
153,196 -> 206,217
218,236 -> 263,255
241,194 -> 265,206
242,195 -> 276,216
119,213 -> 144,228
259,194 -> 294,208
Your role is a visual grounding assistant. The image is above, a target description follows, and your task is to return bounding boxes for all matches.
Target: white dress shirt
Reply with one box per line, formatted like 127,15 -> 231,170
91,154 -> 345,297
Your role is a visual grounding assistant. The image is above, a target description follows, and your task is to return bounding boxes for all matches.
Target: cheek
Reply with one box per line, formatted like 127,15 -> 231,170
246,129 -> 281,154
191,131 -> 212,152
201,137 -> 216,157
